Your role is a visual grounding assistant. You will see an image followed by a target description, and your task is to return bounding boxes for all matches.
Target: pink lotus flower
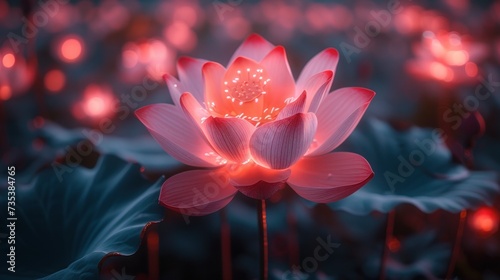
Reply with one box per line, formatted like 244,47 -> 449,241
136,34 -> 375,216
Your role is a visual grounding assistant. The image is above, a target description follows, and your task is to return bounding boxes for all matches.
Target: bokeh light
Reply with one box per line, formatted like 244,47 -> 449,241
0,85 -> 11,100
59,36 -> 84,62
120,39 -> 174,81
429,62 -> 454,82
165,21 -> 197,52
1,1 -> 500,279
44,70 -> 66,93
73,84 -> 116,121
471,207 -> 499,236
2,53 -> 15,68
464,62 -> 478,77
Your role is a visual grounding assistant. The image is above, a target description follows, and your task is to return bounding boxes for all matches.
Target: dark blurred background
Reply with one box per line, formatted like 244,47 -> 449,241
1,0 -> 500,279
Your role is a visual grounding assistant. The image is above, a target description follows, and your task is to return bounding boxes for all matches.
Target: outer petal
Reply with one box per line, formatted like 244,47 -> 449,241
163,74 -> 183,106
296,48 -> 339,93
202,61 -> 228,115
227,162 -> 291,199
228,162 -> 291,186
308,87 -> 375,156
288,152 -> 374,203
203,116 -> 255,163
260,46 -> 296,109
135,104 -> 219,167
180,92 -> 210,131
301,70 -> 334,113
277,91 -> 306,120
177,56 -> 208,103
160,168 -> 237,216
250,112 -> 317,169
228,33 -> 275,65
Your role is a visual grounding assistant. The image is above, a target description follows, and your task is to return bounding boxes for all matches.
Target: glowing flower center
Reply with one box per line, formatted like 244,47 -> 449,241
224,67 -> 270,105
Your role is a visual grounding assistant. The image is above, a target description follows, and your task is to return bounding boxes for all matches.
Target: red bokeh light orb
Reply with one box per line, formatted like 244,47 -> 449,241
2,53 -> 15,68
44,70 -> 66,93
470,207 -> 499,236
73,85 -> 116,121
58,36 -> 84,63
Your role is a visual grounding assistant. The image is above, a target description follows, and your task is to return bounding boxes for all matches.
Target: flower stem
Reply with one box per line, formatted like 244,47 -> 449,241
220,209 -> 232,280
147,230 -> 159,280
286,202 -> 299,267
445,210 -> 467,279
379,210 -> 395,280
258,199 -> 268,280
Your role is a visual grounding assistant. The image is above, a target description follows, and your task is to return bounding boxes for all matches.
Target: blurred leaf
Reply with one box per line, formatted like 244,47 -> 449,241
326,119 -> 499,214
0,155 -> 163,279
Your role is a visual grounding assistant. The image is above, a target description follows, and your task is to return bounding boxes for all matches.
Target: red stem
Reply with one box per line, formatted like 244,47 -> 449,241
147,230 -> 159,280
258,199 -> 268,280
220,208 -> 232,280
445,210 -> 467,279
379,210 -> 395,280
286,203 -> 299,267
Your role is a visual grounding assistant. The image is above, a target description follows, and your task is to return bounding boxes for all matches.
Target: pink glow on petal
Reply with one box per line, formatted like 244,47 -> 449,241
309,87 -> 375,156
163,74 -> 183,106
177,57 -> 208,103
288,152 -> 374,203
260,46 -> 296,111
296,48 -> 339,95
203,116 -> 255,163
228,33 -> 275,65
135,104 -> 221,167
220,57 -> 267,122
250,112 -> 317,169
228,161 -> 291,187
180,93 -> 210,127
277,91 -> 306,120
300,70 -> 334,113
234,180 -> 286,200
160,169 -> 237,216
203,61 -> 227,116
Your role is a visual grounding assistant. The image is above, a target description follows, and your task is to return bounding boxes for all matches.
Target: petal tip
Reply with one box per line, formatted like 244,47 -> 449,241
246,33 -> 268,43
324,47 -> 340,58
